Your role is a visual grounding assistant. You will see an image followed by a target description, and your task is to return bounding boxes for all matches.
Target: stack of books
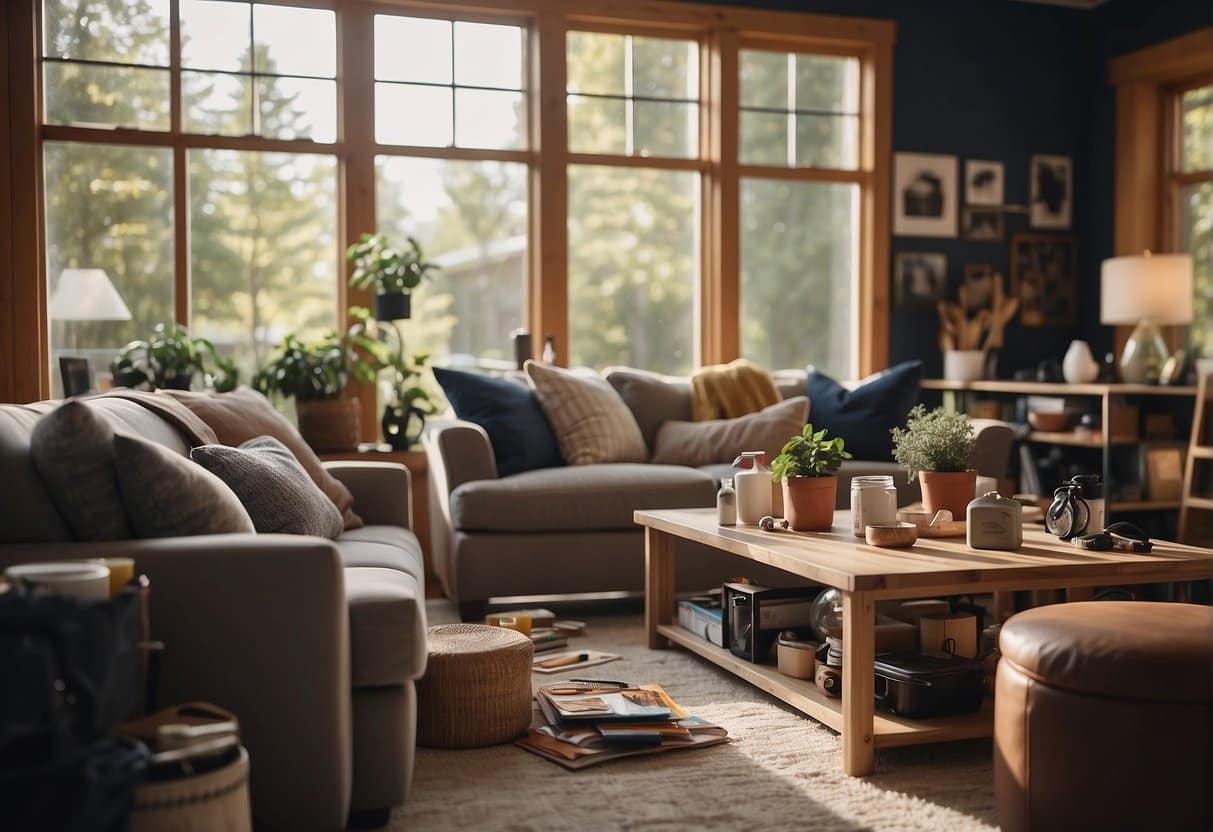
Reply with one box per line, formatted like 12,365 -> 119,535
530,628 -> 568,654
516,681 -> 728,769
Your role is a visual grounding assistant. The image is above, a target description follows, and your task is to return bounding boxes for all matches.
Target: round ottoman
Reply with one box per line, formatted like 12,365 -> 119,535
995,602 -> 1213,832
416,624 -> 533,748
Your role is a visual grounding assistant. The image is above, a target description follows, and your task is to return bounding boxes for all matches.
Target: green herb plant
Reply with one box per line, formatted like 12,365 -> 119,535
346,232 -> 439,295
890,404 -> 976,482
770,424 -> 852,481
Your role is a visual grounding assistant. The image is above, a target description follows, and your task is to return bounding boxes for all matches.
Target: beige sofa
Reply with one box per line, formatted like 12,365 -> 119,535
0,398 -> 426,831
426,368 -> 1014,617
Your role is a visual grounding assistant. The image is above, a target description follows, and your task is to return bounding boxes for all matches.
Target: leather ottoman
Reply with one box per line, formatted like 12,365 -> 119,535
994,601 -> 1213,832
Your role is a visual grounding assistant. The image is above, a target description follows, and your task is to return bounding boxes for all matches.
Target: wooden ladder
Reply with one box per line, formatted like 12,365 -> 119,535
1178,371 -> 1213,543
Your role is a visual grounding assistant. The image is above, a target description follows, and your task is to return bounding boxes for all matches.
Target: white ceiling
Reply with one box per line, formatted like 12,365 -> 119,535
1014,0 -> 1109,8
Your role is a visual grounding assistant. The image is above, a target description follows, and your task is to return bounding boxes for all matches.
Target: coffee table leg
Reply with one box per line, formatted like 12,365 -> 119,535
842,590 -> 876,776
645,527 -> 675,649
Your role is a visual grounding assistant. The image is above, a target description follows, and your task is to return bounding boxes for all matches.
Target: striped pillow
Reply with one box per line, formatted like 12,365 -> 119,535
524,361 -> 648,465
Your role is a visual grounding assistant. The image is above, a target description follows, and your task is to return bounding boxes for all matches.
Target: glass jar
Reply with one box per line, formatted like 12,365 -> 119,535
717,477 -> 737,525
850,475 -> 898,537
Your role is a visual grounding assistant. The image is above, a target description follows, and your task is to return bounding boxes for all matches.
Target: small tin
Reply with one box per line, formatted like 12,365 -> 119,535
966,491 -> 1023,550
776,631 -> 818,680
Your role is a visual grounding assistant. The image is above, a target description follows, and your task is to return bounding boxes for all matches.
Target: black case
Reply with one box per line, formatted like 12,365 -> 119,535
873,652 -> 985,718
721,583 -> 818,663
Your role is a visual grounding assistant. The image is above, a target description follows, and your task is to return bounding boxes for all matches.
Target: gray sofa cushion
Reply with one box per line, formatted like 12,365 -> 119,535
450,463 -> 715,532
651,396 -> 809,467
345,566 -> 427,686
337,526 -> 425,584
603,367 -> 692,452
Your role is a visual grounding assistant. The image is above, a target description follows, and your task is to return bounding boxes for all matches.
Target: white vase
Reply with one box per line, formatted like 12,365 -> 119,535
944,350 -> 985,382
1062,340 -> 1099,384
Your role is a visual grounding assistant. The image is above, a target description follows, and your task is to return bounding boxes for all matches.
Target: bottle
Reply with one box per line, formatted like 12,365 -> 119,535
717,477 -> 737,525
731,451 -> 772,525
541,335 -> 556,365
850,475 -> 898,537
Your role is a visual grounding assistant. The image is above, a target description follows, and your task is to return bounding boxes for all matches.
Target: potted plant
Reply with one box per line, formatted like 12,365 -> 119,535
770,424 -> 852,531
111,323 -> 237,391
380,350 -> 436,450
346,233 -> 439,322
891,404 -> 977,517
253,315 -> 382,452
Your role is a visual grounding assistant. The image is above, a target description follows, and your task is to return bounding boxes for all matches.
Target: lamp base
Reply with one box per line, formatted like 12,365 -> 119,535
1118,319 -> 1170,384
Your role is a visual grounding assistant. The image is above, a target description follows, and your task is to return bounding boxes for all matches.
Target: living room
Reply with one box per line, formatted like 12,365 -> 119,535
1,0 -> 1211,829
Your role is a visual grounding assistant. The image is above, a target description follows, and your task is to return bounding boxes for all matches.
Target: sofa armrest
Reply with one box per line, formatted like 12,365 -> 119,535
0,535 -> 352,832
423,419 -> 498,495
324,461 -> 412,529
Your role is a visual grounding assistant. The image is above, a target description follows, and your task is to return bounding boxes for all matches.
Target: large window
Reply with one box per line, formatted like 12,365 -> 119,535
1174,83 -> 1212,356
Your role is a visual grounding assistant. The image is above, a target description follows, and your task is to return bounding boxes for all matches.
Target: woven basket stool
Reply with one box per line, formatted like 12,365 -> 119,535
416,623 -> 533,748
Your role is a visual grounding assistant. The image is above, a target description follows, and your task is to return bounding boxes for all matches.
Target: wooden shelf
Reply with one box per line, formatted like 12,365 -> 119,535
922,379 -> 1198,397
1111,500 -> 1183,512
656,624 -> 994,749
1026,431 -> 1137,448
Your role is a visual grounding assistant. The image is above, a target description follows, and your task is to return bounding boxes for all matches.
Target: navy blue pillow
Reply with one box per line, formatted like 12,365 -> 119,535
805,360 -> 924,461
433,366 -> 564,477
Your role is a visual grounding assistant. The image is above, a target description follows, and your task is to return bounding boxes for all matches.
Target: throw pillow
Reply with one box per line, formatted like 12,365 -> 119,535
651,396 -> 810,467
603,367 -> 692,453
805,360 -> 924,461
28,399 -> 131,541
112,434 -> 255,538
191,436 -> 345,539
162,387 -> 362,529
524,361 -> 648,466
432,366 -> 563,478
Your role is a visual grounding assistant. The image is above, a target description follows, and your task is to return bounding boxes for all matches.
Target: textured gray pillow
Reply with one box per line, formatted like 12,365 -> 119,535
29,399 -> 131,541
651,396 -> 810,467
112,434 -> 255,538
191,436 -> 344,539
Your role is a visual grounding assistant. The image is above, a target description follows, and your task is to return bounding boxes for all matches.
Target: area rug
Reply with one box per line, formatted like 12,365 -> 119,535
390,601 -> 998,831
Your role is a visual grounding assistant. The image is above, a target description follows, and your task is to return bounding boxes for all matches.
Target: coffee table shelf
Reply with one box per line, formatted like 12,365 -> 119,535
656,624 -> 994,748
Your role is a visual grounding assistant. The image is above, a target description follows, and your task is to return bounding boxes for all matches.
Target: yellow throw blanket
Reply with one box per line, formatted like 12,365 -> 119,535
690,359 -> 781,421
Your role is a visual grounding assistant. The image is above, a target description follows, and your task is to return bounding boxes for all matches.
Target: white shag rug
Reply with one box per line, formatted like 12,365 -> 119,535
390,601 -> 998,832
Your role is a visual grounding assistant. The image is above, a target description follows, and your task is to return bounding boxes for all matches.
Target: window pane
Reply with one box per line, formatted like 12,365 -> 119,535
566,31 -> 624,95
634,100 -> 697,158
44,142 -> 174,395
740,110 -> 788,166
183,71 -> 253,136
376,83 -> 453,146
181,0 -> 251,72
632,36 -> 697,99
795,113 -> 859,169
740,50 -> 787,109
1181,85 -> 1212,174
741,179 -> 857,378
454,89 -> 524,150
568,166 -> 698,374
253,5 -> 336,78
567,95 -> 626,154
1181,181 -> 1212,356
43,0 -> 170,66
258,77 -> 337,143
376,157 -> 528,365
454,22 -> 523,89
189,150 -> 338,379
44,63 -> 170,130
795,54 -> 859,113
375,16 -> 451,84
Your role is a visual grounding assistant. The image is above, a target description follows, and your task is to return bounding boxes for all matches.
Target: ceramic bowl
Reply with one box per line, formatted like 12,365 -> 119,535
865,522 -> 918,548
1028,411 -> 1070,432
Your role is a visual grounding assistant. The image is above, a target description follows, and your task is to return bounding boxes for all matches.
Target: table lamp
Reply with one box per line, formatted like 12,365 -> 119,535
49,267 -> 132,334
1100,253 -> 1192,384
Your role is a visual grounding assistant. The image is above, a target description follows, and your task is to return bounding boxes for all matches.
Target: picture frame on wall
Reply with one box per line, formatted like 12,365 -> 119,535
963,207 -> 1004,241
1009,233 -> 1078,326
895,252 -> 948,307
1029,154 -> 1072,229
964,159 -> 1004,206
893,153 -> 958,238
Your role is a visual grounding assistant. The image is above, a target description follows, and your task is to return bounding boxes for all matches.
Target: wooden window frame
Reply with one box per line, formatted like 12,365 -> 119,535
4,0 -> 894,427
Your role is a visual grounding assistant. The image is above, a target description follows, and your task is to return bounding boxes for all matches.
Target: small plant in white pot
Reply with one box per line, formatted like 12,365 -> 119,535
891,404 -> 976,518
770,424 -> 852,531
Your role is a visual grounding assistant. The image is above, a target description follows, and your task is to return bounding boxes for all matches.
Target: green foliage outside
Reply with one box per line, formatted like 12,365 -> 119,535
891,404 -> 976,482
770,424 -> 852,481
1180,86 -> 1211,358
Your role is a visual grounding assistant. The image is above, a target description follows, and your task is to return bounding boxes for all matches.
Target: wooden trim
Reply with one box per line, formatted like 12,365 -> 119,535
736,164 -> 867,183
859,40 -> 892,376
566,152 -> 706,171
371,143 -> 532,163
1108,27 -> 1213,87
530,15 -> 568,364
170,1 -> 188,327
40,124 -> 344,155
702,28 -> 738,364
0,2 -> 13,401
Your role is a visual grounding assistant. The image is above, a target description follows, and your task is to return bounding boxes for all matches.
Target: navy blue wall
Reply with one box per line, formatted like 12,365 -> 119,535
690,0 -> 1211,377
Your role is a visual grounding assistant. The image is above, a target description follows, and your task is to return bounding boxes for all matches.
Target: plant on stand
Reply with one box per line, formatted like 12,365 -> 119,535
111,323 -> 238,392
380,349 -> 436,450
346,233 -> 439,322
891,404 -> 977,518
770,424 -> 852,531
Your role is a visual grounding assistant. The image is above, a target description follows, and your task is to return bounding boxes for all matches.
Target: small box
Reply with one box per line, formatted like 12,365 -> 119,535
722,583 -> 817,663
1108,405 -> 1139,441
920,612 -> 978,658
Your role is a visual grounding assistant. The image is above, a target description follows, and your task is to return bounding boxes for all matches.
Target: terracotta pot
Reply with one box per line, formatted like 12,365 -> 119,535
782,475 -> 837,532
918,470 -> 977,518
297,397 -> 361,452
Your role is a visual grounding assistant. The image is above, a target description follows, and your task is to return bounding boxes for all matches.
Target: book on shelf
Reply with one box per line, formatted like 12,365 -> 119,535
678,597 -> 724,647
516,682 -> 729,770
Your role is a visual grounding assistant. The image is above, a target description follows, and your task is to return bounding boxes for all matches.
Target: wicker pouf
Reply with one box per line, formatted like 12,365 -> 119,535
416,623 -> 534,748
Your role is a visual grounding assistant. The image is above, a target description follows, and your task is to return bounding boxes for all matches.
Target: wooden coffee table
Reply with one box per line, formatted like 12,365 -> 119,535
635,507 -> 1213,777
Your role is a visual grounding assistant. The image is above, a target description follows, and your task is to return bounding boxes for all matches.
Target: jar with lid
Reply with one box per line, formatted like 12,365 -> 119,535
850,475 -> 898,537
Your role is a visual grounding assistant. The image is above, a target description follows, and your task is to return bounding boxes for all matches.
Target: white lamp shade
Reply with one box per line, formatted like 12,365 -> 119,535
49,268 -> 132,322
1100,253 -> 1193,325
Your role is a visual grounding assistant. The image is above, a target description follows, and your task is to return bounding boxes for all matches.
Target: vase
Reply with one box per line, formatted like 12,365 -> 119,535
918,469 -> 977,518
1062,340 -> 1099,384
381,403 -> 426,450
944,350 -> 984,382
297,397 -> 361,452
782,476 -> 837,531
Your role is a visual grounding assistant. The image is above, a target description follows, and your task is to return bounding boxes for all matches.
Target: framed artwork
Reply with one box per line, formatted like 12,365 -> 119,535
963,207 -> 1004,241
893,153 -> 958,238
1029,154 -> 1072,229
895,252 -> 948,307
1010,233 -> 1078,326
964,159 -> 1004,206
58,357 -> 91,397
961,264 -> 996,313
